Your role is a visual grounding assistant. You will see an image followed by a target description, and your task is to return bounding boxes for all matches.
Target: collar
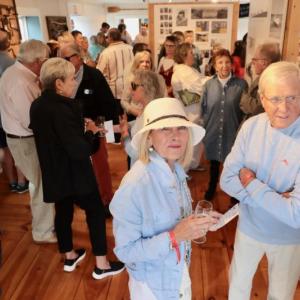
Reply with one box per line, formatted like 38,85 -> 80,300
276,116 -> 300,137
15,60 -> 39,83
148,151 -> 187,187
217,73 -> 232,87
108,41 -> 125,47
75,65 -> 84,82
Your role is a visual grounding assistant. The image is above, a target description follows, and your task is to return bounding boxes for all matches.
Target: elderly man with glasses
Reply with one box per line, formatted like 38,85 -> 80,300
0,39 -> 56,243
240,42 -> 281,120
60,43 -> 116,215
220,61 -> 300,300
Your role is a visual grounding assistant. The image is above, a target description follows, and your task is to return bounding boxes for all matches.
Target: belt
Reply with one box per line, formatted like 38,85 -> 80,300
6,134 -> 34,139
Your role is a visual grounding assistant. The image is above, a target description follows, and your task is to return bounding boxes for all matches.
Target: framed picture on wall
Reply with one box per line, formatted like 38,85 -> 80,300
46,16 -> 68,39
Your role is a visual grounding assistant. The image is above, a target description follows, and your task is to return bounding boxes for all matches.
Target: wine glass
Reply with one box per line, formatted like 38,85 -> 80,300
95,116 -> 105,137
193,200 -> 213,244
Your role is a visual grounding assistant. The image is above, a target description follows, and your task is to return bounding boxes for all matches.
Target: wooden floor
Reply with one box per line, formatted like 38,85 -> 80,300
1,143 -> 300,300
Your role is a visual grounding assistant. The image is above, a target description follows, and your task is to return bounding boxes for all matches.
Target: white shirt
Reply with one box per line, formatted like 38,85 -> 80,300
0,61 -> 41,136
97,41 -> 133,99
134,33 -> 149,45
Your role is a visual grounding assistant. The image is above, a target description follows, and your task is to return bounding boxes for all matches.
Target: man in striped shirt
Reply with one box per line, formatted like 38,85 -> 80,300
97,28 -> 133,100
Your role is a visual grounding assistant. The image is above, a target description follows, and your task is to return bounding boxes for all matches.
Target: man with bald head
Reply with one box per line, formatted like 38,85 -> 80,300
221,61 -> 300,299
240,42 -> 281,119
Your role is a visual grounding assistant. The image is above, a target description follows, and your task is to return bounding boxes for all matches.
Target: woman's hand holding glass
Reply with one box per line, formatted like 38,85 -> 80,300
173,213 -> 216,243
84,118 -> 106,136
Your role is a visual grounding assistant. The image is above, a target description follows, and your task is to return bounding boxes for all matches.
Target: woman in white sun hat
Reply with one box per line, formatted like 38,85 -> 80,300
110,98 -> 221,300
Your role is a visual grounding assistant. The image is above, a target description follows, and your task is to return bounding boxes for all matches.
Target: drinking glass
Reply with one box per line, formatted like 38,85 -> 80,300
193,200 -> 213,244
95,116 -> 105,137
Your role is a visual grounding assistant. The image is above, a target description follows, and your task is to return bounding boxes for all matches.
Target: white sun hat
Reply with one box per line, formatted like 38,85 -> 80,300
131,97 -> 206,149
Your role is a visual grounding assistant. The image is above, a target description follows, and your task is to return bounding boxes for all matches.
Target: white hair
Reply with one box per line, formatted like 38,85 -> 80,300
259,61 -> 300,95
40,57 -> 75,90
17,39 -> 49,64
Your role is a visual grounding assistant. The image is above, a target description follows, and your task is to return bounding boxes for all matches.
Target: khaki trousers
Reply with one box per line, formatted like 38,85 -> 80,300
229,229 -> 300,300
7,137 -> 54,241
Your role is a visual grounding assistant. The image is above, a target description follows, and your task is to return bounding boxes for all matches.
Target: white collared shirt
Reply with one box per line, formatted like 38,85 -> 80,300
0,61 -> 41,136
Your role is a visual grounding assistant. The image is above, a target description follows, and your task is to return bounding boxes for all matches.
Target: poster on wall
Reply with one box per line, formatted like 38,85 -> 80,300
246,0 -> 288,63
46,16 -> 68,40
154,3 -> 233,65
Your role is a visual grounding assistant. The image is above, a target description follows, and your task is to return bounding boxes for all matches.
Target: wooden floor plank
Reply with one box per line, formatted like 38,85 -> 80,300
0,144 -> 299,299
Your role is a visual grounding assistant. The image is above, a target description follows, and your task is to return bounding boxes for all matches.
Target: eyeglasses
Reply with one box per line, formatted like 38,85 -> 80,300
131,82 -> 144,91
263,94 -> 300,105
64,54 -> 77,61
165,44 -> 176,48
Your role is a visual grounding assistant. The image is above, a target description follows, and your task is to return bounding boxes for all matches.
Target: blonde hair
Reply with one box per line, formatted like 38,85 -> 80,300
258,61 -> 300,96
131,50 -> 153,72
40,57 -> 75,90
138,128 -> 193,168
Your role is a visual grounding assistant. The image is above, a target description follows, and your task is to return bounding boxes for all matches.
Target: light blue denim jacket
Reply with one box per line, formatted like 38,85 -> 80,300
110,152 -> 192,300
220,114 -> 300,244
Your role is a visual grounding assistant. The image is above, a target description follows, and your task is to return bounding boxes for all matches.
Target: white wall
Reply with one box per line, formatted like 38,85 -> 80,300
70,2 -> 107,38
237,17 -> 249,40
16,0 -> 68,41
15,0 -> 106,41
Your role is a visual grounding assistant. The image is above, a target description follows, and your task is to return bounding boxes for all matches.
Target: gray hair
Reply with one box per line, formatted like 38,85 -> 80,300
133,70 -> 166,102
131,50 -> 153,72
258,61 -> 300,95
59,43 -> 81,59
40,57 -> 75,91
256,42 -> 281,64
17,39 -> 49,64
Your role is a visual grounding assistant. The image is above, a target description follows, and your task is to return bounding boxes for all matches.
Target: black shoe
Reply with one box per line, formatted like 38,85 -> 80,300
9,183 -> 18,192
64,248 -> 86,272
16,182 -> 29,194
92,261 -> 125,280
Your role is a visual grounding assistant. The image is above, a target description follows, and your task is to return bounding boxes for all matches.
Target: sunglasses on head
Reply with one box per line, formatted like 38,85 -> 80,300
131,82 -> 144,91
64,53 -> 77,61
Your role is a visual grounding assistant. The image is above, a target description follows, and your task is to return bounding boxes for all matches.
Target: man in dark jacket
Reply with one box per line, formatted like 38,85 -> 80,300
60,43 -> 116,212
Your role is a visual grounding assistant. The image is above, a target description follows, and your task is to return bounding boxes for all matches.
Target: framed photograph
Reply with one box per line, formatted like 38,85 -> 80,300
196,33 -> 209,42
176,9 -> 188,26
196,21 -> 209,32
269,14 -> 283,39
211,21 -> 227,34
46,16 -> 68,39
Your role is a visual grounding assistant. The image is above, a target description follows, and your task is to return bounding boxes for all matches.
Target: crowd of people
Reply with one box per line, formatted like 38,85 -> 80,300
1,18 -> 300,300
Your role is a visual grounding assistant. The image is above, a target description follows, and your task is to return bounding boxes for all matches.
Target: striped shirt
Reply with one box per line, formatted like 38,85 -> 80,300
97,41 -> 133,99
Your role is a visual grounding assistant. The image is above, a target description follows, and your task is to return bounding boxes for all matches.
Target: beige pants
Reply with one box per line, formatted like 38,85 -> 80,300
229,230 -> 300,300
7,137 -> 55,240
129,263 -> 191,300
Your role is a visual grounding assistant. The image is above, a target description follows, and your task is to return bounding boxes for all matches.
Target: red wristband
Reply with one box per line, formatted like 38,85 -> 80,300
169,231 -> 180,263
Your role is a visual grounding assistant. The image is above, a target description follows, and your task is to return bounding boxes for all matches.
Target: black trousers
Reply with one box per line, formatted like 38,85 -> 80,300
54,190 -> 107,256
208,160 -> 221,193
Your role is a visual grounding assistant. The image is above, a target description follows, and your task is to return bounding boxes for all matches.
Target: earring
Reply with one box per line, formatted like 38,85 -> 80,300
149,146 -> 154,152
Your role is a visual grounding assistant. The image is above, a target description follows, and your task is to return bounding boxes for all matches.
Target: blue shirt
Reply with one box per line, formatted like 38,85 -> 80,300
220,113 -> 300,244
201,75 -> 247,162
110,152 -> 192,300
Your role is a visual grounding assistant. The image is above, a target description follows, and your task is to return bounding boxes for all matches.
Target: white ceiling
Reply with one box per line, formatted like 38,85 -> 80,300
95,0 -> 249,5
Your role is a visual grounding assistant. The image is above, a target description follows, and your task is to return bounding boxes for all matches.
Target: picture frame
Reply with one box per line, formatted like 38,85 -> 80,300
46,16 -> 68,40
